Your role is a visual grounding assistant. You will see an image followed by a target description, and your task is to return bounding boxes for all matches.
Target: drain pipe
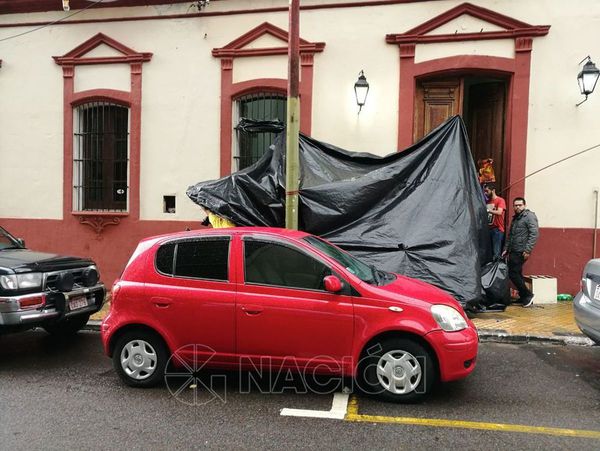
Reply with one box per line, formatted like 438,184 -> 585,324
594,188 -> 599,259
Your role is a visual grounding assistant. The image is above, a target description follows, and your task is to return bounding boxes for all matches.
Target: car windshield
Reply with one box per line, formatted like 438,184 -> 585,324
0,227 -> 23,251
303,236 -> 377,284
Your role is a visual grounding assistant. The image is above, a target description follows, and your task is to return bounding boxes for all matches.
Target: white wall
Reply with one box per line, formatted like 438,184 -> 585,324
516,1 -> 600,228
0,33 -> 65,219
1,0 -> 599,228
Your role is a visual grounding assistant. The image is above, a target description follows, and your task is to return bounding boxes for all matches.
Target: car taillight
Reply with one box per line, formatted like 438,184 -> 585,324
110,281 -> 121,308
581,277 -> 591,297
18,294 -> 46,310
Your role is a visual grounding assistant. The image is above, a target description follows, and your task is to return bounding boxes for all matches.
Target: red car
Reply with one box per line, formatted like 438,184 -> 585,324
101,227 -> 478,402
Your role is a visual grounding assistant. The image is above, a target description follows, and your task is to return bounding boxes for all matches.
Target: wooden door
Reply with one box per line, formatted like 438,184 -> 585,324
414,78 -> 463,142
465,82 -> 506,187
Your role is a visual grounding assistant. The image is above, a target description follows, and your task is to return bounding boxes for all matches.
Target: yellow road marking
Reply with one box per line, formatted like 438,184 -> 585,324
346,394 -> 360,416
344,396 -> 600,439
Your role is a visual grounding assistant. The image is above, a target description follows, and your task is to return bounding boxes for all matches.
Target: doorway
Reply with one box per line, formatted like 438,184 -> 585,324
414,75 -> 508,189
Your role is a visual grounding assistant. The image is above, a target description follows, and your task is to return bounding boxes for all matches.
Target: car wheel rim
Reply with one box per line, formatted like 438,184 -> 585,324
120,339 -> 158,380
376,350 -> 422,395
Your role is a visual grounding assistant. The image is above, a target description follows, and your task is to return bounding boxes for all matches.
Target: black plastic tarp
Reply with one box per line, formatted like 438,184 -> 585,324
187,116 -> 490,306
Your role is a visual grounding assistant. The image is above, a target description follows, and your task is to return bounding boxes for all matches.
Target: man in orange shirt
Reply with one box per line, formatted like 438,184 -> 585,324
484,183 -> 506,259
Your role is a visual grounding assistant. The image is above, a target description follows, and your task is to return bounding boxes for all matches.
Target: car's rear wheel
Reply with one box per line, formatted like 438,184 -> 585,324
359,337 -> 435,403
43,313 -> 90,337
112,330 -> 168,388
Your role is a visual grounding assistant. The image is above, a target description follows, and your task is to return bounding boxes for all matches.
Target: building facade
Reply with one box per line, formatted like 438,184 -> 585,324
1,0 -> 599,293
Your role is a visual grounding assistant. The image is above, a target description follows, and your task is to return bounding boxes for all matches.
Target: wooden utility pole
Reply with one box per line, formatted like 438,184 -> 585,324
285,0 -> 300,230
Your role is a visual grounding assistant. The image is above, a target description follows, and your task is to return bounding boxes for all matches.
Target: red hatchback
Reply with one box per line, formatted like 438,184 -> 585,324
101,227 -> 478,402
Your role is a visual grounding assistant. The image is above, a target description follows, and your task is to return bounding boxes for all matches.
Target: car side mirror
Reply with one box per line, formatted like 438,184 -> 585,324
17,238 -> 25,247
324,275 -> 343,293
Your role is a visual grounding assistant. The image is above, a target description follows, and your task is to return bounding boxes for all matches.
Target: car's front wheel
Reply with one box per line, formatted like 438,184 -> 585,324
359,337 -> 436,403
112,331 -> 168,387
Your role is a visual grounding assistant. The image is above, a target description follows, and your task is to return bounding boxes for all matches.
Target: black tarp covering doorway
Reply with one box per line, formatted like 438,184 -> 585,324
187,116 -> 491,306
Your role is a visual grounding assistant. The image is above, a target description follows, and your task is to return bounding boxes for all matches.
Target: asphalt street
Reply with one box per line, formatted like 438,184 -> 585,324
1,330 -> 600,450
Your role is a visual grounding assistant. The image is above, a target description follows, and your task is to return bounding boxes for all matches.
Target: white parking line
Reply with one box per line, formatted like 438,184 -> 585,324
280,393 -> 350,420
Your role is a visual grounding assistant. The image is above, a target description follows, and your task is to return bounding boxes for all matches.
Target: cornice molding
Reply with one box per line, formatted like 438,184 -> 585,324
212,22 -> 325,59
386,2 -> 550,45
53,32 -> 152,66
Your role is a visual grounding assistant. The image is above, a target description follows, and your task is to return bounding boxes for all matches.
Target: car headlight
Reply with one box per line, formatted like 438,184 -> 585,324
0,275 -> 18,290
431,304 -> 468,332
0,273 -> 43,290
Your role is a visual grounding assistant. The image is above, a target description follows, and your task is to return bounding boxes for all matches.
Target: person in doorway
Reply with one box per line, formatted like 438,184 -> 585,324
484,183 -> 506,259
502,197 -> 539,307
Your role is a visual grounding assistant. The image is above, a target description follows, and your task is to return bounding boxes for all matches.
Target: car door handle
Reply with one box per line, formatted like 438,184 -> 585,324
242,306 -> 264,315
151,297 -> 172,308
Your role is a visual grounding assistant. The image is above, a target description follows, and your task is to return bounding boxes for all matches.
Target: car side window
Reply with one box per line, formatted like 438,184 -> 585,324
244,240 -> 331,290
156,243 -> 175,274
156,239 -> 229,281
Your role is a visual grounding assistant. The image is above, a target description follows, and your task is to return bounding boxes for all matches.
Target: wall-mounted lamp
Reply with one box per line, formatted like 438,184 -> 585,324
576,56 -> 600,106
196,0 -> 210,10
354,70 -> 370,114
62,0 -> 70,11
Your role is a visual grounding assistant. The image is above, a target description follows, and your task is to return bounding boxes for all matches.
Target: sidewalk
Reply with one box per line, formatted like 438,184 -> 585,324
470,301 -> 595,346
88,300 -> 596,346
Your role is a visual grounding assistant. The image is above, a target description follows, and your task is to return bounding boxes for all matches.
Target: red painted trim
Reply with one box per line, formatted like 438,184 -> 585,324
526,227 -> 600,296
231,79 -> 287,98
414,55 -> 515,78
2,216 -> 596,300
1,0 -> 447,17
397,54 -> 529,202
0,217 -> 205,290
62,66 -> 75,217
212,22 -> 325,58
75,211 -> 129,217
55,35 -> 150,221
0,0 -> 191,14
213,22 -> 319,54
219,59 -> 234,177
300,54 -> 315,135
215,24 -> 322,176
390,2 -> 538,36
387,28 -> 550,45
509,49 -> 532,201
219,78 -> 289,177
129,62 -> 143,220
71,89 -> 130,107
213,45 -> 326,58
390,3 -> 549,206
53,32 -> 153,66
54,55 -> 153,65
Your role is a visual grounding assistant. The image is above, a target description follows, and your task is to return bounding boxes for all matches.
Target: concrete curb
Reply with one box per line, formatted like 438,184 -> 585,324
85,320 -> 101,332
85,319 -> 596,347
478,330 -> 596,347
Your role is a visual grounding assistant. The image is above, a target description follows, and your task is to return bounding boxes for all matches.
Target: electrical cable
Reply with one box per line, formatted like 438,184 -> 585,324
500,142 -> 600,194
0,0 -> 106,44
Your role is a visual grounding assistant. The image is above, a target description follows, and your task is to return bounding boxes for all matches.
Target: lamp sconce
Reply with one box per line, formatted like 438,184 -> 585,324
576,56 -> 600,106
354,70 -> 370,114
196,0 -> 210,10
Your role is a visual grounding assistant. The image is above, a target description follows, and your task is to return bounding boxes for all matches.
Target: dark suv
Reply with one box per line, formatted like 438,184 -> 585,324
0,225 -> 105,336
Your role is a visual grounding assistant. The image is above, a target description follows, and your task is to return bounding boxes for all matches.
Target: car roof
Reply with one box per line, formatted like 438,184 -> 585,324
140,227 -> 311,245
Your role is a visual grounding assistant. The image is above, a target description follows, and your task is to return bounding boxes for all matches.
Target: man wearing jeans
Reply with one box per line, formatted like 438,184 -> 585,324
502,197 -> 539,307
484,183 -> 506,259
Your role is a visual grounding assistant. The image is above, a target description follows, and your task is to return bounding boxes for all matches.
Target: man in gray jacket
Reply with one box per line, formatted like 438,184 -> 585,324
502,197 -> 539,307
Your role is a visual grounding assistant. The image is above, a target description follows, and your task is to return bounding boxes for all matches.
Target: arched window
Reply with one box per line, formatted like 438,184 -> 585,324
73,101 -> 129,211
234,92 -> 286,170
